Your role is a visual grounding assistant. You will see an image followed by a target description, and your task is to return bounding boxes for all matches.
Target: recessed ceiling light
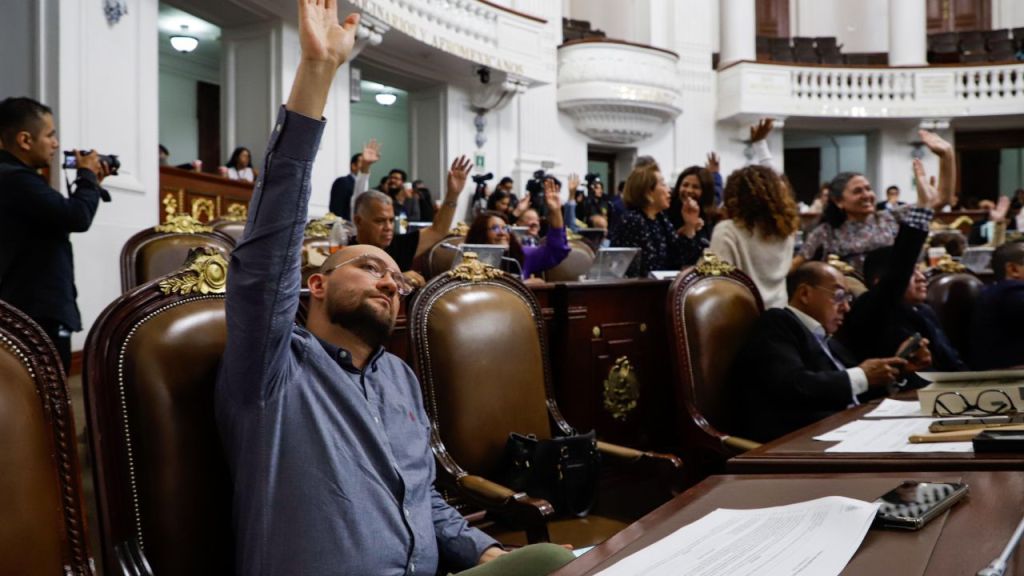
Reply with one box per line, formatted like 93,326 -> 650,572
170,25 -> 199,53
375,93 -> 397,106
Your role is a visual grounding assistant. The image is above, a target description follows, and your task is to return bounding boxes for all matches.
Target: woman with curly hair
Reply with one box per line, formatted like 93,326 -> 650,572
709,164 -> 799,308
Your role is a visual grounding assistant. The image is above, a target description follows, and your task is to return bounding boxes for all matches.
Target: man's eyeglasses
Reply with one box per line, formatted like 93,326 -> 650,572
320,253 -> 413,296
489,224 -> 511,234
812,285 -> 854,305
933,389 -> 1017,417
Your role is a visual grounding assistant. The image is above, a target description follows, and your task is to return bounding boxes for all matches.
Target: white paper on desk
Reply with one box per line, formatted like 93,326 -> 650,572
863,399 -> 926,418
823,418 -> 973,453
594,496 -> 879,576
813,420 -> 871,441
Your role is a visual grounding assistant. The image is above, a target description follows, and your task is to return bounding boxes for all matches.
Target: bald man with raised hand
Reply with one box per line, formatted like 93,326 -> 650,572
215,1 -> 572,575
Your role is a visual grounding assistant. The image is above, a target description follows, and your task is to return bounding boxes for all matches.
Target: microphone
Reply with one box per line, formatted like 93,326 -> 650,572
977,512 -> 1024,576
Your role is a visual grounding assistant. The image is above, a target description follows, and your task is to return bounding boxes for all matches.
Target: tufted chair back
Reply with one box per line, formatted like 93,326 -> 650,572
120,215 -> 235,293
408,256 -> 572,481
544,241 -> 594,282
426,235 -> 466,279
927,271 -> 985,358
0,300 -> 92,575
667,253 -> 764,456
85,248 -> 233,575
210,219 -> 245,243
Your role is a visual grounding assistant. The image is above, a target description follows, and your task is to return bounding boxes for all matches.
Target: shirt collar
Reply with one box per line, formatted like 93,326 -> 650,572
314,335 -> 385,373
786,305 -> 827,340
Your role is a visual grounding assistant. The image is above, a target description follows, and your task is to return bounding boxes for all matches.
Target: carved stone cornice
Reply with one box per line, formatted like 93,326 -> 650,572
557,41 -> 682,144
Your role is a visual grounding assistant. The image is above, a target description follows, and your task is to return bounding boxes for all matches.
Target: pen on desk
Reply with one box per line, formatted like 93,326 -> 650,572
908,424 -> 1024,443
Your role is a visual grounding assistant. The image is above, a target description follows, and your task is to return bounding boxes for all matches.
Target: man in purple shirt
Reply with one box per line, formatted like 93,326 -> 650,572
215,2 -> 572,575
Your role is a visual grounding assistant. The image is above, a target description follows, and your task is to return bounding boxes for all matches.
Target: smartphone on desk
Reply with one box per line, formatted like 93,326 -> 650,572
872,481 -> 968,530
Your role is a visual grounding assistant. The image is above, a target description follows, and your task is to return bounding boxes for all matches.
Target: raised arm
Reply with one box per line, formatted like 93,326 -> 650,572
222,0 -> 359,402
417,155 -> 471,255
918,130 -> 955,210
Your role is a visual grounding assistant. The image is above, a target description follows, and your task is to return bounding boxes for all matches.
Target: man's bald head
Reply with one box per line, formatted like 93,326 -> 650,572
787,261 -> 841,301
318,244 -> 399,275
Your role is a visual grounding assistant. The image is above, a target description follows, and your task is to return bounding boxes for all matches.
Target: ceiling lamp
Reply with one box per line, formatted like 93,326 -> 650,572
375,92 -> 397,106
170,25 -> 199,53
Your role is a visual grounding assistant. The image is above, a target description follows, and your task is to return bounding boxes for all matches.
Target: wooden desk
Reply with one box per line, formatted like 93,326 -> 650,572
555,472 -> 1024,576
728,402 -> 1024,473
159,166 -> 253,224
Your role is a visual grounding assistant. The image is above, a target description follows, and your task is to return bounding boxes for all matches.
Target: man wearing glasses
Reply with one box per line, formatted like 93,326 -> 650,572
731,261 -> 916,442
216,2 -> 572,575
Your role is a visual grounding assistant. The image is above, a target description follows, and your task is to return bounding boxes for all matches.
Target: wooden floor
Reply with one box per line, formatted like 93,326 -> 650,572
68,374 -> 104,576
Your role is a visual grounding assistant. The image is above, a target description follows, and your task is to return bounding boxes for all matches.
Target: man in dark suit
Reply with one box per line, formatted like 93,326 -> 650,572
328,139 -> 379,220
0,97 -> 110,372
732,262 -> 914,442
969,241 -> 1024,369
877,185 -> 906,211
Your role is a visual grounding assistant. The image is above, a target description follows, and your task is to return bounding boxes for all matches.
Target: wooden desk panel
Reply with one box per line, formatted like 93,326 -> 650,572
159,166 -> 253,224
728,402 -> 1024,473
556,472 -> 1024,576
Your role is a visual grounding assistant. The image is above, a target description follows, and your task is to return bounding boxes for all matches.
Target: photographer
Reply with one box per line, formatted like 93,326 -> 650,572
0,97 -> 110,372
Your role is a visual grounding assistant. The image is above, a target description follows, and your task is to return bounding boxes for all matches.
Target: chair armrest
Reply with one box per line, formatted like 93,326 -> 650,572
456,474 -> 554,543
596,441 -> 683,470
722,435 -> 761,453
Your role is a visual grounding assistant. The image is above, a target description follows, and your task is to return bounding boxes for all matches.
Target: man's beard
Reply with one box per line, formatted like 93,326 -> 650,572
326,292 -> 395,349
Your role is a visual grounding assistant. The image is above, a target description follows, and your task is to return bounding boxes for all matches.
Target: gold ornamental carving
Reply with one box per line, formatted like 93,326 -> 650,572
694,250 -> 734,276
447,252 -> 503,282
450,222 -> 469,237
161,192 -> 178,219
223,203 -> 248,222
191,198 -> 216,222
158,247 -> 228,295
825,254 -> 855,274
933,254 -> 966,274
305,213 -> 339,239
603,356 -> 640,422
155,214 -> 213,234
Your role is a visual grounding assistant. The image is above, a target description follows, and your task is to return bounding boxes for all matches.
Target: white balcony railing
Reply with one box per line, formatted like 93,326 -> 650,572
717,60 -> 1024,121
557,39 -> 683,144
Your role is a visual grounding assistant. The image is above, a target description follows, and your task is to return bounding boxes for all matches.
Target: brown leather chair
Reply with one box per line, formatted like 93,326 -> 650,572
120,214 -> 236,292
85,247 -> 232,575
408,255 -> 682,548
0,300 -> 93,576
826,255 -> 869,298
926,267 -> 985,359
544,241 -> 594,282
667,251 -> 763,479
209,218 -> 245,243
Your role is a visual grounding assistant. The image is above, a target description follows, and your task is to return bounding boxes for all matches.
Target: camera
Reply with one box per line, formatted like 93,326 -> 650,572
63,150 -> 121,175
525,169 -> 546,196
471,172 -> 494,186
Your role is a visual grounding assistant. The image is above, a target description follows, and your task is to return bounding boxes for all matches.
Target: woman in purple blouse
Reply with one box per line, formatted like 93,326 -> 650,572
465,177 -> 570,280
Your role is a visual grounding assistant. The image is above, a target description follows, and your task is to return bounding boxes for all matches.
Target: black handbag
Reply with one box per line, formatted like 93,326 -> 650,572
500,430 -> 601,517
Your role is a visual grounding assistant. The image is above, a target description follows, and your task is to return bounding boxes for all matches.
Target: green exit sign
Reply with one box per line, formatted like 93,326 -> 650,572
474,154 -> 485,168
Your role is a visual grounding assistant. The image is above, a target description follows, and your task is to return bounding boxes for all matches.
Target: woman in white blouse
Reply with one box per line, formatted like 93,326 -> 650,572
224,147 -> 257,182
710,165 -> 800,309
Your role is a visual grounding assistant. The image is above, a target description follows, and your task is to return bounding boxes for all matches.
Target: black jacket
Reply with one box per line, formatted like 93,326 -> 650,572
0,151 -> 102,331
731,308 -> 861,442
969,280 -> 1024,370
837,222 -> 968,372
328,173 -> 355,220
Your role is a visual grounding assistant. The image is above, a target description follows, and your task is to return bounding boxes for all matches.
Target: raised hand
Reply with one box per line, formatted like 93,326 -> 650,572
568,172 -> 581,192
298,0 -> 359,68
544,177 -> 565,229
678,197 -> 704,238
705,152 -> 720,174
446,155 -> 473,198
749,118 -> 774,142
361,139 -> 381,167
918,129 -> 953,157
912,158 -> 942,210
991,196 -> 1011,223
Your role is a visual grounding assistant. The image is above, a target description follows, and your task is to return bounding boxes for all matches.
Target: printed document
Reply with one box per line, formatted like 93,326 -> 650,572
819,418 -> 973,453
595,496 -> 878,576
863,399 -> 926,418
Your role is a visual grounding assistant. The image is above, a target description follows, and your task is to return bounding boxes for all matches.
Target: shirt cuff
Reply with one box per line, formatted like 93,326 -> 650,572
271,106 -> 326,161
897,206 -> 934,231
847,367 -> 869,396
749,139 -> 772,167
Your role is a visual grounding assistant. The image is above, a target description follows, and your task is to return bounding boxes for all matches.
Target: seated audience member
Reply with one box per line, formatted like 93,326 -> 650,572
877,186 -> 905,211
385,168 -> 420,222
795,130 -> 954,273
412,179 -> 435,222
329,139 -> 379,220
159,144 -> 170,166
215,5 -> 573,575
610,161 -> 705,277
516,208 -> 542,246
732,262 -> 921,442
224,146 -> 257,182
969,241 -> 1024,369
465,179 -> 570,280
486,189 -> 513,218
710,165 -> 800,309
354,156 -> 472,287
837,160 -> 968,373
668,166 -> 717,245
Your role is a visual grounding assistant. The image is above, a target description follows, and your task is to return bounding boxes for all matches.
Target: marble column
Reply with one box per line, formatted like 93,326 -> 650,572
719,0 -> 757,67
888,0 -> 928,66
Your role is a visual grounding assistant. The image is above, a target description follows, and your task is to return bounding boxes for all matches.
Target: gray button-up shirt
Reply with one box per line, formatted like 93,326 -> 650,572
216,107 -> 497,576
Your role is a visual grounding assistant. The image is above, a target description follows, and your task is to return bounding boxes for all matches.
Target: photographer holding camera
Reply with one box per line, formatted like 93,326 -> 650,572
0,96 -> 111,372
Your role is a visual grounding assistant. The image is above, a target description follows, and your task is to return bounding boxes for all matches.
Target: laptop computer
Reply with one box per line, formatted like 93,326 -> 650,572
585,247 -> 639,280
961,247 -> 994,274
